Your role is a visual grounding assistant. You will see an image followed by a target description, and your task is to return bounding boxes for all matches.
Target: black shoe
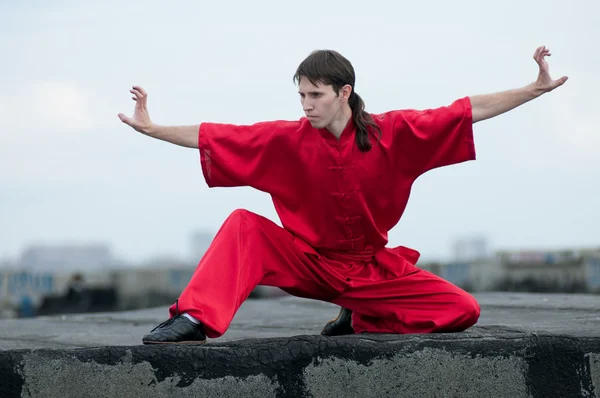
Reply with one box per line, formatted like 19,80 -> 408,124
321,306 -> 354,336
142,301 -> 206,344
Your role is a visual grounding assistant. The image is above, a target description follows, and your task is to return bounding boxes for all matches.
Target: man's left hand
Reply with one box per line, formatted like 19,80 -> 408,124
533,46 -> 568,94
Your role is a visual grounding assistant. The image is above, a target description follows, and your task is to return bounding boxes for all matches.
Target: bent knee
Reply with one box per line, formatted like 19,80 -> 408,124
458,293 -> 480,327
223,208 -> 255,225
223,209 -> 273,231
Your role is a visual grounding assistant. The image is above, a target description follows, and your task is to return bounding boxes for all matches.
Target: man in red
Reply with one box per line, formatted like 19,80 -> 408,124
118,46 -> 567,344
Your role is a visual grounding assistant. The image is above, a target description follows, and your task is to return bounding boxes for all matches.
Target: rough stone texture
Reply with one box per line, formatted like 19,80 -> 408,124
588,353 -> 600,397
19,349 -> 278,398
2,293 -> 600,397
304,347 -> 528,398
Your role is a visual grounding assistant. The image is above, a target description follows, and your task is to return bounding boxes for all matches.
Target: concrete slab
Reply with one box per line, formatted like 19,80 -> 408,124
1,292 -> 600,350
1,292 -> 600,398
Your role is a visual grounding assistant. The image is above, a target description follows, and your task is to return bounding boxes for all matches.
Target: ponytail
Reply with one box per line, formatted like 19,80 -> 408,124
349,91 -> 381,152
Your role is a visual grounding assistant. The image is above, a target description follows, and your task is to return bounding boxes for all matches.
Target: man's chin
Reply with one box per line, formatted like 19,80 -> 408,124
308,120 -> 325,129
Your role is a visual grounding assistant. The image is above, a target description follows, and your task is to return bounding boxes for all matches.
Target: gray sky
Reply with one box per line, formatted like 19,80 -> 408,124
1,0 -> 598,264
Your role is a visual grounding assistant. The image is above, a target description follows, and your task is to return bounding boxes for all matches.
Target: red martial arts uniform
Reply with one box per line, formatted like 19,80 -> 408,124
169,97 -> 480,338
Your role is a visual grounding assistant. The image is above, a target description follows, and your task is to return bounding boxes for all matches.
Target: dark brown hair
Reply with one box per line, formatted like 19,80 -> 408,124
293,50 -> 381,152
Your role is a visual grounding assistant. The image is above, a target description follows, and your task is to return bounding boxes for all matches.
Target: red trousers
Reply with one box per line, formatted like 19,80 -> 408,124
170,209 -> 480,338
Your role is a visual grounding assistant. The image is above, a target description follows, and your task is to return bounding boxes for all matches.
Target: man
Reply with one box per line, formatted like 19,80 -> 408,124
118,46 -> 567,344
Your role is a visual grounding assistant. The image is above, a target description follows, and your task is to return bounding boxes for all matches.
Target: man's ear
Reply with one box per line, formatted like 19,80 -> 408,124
341,84 -> 352,103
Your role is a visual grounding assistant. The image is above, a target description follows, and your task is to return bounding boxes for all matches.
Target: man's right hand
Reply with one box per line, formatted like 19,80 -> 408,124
117,86 -> 200,148
118,85 -> 154,135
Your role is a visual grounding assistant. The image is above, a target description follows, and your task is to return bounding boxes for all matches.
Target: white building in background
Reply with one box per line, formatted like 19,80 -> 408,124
452,235 -> 491,262
17,243 -> 120,271
0,259 -> 14,269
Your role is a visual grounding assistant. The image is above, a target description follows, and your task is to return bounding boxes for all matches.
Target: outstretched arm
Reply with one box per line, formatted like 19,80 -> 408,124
118,86 -> 199,148
470,46 -> 568,124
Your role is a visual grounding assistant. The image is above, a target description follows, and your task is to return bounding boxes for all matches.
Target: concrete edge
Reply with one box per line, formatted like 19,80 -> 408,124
1,332 -> 600,398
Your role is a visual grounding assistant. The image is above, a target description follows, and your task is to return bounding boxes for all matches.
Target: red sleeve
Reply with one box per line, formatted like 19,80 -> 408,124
198,120 -> 300,194
386,97 -> 476,177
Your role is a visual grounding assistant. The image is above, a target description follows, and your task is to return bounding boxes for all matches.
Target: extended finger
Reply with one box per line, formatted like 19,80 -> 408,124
132,86 -> 147,96
130,88 -> 143,99
130,90 -> 148,107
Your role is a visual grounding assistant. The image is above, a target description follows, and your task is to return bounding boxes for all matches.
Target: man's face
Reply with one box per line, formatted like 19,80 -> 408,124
298,78 -> 344,129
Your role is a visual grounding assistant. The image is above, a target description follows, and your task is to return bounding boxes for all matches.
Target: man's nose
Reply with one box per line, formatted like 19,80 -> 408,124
303,100 -> 314,111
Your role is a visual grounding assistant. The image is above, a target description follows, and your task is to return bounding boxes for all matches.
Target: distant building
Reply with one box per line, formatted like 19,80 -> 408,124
17,243 -> 119,272
494,247 -> 600,293
452,235 -> 490,262
138,255 -> 189,269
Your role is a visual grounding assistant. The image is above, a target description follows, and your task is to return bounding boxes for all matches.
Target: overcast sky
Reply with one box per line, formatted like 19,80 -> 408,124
1,0 -> 598,264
